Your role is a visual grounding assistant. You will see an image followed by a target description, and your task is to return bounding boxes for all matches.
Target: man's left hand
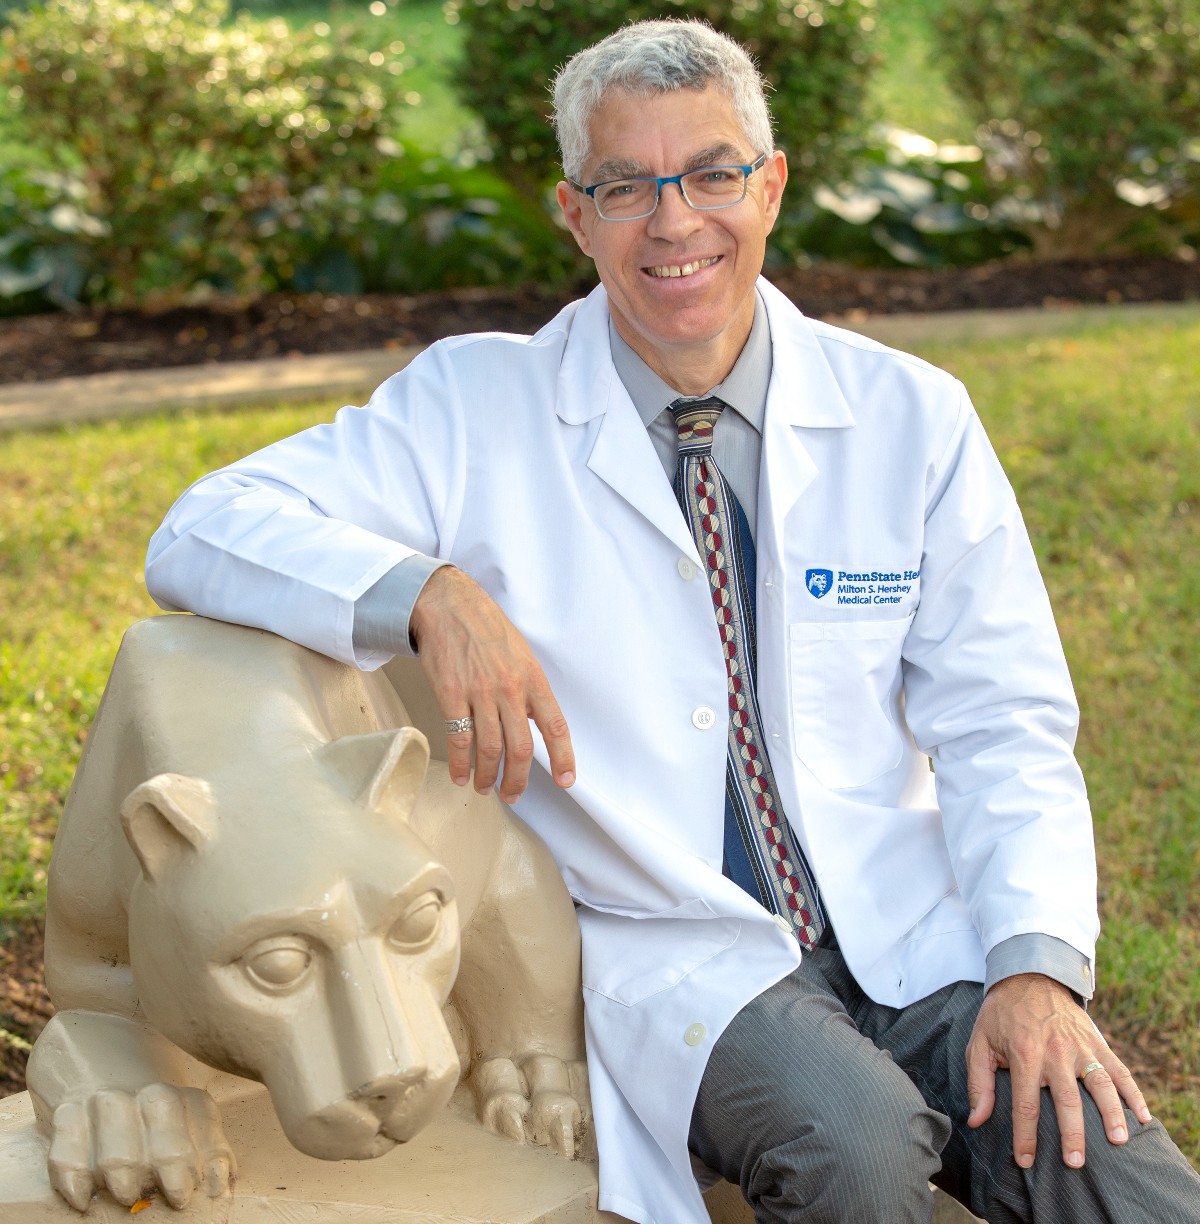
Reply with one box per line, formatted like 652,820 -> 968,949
965,972 -> 1152,1169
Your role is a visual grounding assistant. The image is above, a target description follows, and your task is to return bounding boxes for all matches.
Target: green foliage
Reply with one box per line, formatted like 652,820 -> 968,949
866,0 -> 971,143
0,145 -> 74,311
770,124 -> 1031,268
254,139 -> 582,294
445,0 -> 879,197
0,0 -> 411,303
931,0 -> 1200,255
0,0 -> 576,305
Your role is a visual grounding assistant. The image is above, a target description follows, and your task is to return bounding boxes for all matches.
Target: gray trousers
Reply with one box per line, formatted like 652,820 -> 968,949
689,939 -> 1200,1223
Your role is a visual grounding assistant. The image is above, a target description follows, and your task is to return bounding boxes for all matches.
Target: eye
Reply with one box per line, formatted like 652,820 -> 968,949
596,178 -> 644,203
241,937 -> 314,990
389,892 -> 444,950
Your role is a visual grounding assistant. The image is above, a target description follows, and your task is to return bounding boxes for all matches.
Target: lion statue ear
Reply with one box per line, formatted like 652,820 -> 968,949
121,773 -> 216,881
315,726 -> 430,821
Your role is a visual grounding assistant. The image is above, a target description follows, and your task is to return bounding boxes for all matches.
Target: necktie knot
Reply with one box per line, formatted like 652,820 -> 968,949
670,396 -> 726,459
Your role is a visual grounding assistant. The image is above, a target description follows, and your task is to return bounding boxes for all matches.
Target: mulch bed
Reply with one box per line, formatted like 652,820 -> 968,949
1,921 -> 51,1097
3,252 -> 1199,1101
1,255 -> 1198,386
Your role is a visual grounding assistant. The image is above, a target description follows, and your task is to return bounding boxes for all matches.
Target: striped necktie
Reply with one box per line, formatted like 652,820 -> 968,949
670,396 -> 825,947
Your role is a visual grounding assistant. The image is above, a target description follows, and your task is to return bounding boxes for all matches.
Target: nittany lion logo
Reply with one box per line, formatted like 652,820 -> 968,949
806,568 -> 833,599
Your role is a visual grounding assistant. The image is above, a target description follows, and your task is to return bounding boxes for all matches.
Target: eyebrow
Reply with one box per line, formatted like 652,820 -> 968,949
589,143 -> 750,182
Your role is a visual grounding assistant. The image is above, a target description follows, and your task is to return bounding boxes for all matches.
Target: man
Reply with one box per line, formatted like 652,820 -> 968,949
145,20 -> 1200,1223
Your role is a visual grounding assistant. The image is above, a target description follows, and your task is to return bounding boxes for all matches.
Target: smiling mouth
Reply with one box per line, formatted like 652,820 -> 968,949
645,257 -> 720,279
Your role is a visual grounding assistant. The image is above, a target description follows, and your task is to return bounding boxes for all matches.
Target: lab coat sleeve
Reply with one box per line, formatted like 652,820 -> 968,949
145,344 -> 470,671
901,381 -> 1100,964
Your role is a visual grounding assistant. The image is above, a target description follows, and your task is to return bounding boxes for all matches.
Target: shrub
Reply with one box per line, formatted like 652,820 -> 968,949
445,0 -> 879,198
0,0 -> 411,303
769,125 -> 1031,269
931,0 -> 1200,256
255,139 -> 583,295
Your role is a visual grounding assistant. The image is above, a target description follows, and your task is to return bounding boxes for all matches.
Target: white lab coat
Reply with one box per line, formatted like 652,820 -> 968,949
146,278 -> 1099,1224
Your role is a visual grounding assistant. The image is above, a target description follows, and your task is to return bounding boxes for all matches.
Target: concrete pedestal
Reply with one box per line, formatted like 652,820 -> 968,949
0,1084 -> 623,1224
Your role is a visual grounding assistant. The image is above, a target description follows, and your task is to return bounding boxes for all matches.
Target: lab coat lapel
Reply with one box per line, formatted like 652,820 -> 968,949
753,281 -> 858,839
757,277 -> 856,536
555,286 -> 699,559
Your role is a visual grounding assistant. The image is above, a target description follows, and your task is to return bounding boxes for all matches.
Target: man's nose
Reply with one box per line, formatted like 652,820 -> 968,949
646,180 -> 703,239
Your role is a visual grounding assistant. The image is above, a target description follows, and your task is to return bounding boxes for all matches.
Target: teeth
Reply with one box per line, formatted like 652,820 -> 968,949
647,257 -> 719,279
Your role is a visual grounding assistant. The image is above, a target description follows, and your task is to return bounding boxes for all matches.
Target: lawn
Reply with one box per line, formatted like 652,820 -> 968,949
1,304 -> 1197,1159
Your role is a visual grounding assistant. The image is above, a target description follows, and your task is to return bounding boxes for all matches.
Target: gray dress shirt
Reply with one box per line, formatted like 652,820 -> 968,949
351,293 -> 1093,1001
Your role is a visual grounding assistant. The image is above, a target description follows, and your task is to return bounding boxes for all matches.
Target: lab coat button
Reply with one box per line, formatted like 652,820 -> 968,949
677,557 -> 697,581
684,1023 -> 707,1047
692,706 -> 717,730
773,913 -> 792,934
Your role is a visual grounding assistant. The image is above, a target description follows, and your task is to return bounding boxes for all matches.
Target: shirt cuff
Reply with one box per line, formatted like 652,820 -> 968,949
985,933 -> 1095,1002
352,555 -> 451,659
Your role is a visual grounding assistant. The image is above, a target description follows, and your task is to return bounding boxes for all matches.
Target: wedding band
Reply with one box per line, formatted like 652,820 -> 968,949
1081,1061 -> 1104,1079
445,716 -> 475,735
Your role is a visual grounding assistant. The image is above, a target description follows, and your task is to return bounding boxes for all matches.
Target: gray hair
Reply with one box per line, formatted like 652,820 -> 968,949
551,19 -> 774,182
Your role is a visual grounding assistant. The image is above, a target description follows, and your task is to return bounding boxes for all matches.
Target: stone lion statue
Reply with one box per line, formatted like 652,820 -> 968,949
25,615 -> 590,1214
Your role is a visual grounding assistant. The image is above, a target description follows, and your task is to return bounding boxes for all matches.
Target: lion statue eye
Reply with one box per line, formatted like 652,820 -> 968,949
389,892 -> 443,950
242,937 -> 314,989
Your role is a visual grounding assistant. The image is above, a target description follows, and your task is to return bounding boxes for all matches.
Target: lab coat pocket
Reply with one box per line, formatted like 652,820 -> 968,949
788,614 -> 914,791
578,906 -> 741,1008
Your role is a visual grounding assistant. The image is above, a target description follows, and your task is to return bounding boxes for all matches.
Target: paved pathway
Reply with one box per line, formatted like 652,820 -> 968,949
0,301 -> 1194,434
0,346 -> 423,434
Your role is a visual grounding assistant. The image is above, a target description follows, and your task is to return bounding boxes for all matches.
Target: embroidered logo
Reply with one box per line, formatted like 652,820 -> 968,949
806,568 -> 833,599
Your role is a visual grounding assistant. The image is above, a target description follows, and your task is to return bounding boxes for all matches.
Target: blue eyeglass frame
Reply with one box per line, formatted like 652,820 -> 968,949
569,153 -> 768,221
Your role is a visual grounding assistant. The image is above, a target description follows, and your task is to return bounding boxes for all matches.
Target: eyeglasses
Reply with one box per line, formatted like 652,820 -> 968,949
570,154 -> 768,222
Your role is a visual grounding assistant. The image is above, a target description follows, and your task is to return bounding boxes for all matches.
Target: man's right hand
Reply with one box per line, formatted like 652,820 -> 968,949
409,567 -> 575,804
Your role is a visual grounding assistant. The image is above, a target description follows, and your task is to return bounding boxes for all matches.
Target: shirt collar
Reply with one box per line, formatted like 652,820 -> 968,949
608,291 -> 771,433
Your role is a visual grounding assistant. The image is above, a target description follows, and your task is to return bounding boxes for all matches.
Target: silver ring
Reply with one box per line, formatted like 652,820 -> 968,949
1081,1061 -> 1104,1079
445,716 -> 475,735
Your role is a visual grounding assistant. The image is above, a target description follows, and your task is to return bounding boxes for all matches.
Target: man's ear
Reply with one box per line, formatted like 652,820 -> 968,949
762,149 -> 788,233
121,773 -> 215,881
556,180 -> 594,257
